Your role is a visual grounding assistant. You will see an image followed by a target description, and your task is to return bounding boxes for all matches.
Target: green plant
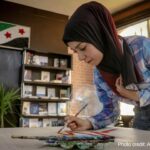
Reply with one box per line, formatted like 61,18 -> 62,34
0,84 -> 20,127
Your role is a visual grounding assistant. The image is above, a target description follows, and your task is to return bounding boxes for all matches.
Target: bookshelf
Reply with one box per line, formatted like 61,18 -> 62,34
20,49 -> 72,128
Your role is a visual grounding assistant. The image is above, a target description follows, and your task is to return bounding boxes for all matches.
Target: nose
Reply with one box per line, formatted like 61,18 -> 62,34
78,53 -> 86,61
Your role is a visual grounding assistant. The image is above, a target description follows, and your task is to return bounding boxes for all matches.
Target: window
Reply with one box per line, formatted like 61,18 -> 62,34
118,19 -> 150,37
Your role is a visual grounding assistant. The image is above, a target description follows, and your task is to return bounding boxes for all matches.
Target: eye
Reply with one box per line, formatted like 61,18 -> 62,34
73,50 -> 77,53
79,46 -> 86,51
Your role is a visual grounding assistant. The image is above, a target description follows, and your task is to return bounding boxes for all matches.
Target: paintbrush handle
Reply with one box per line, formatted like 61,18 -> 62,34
57,123 -> 67,134
75,103 -> 88,117
11,135 -> 49,140
57,103 -> 88,134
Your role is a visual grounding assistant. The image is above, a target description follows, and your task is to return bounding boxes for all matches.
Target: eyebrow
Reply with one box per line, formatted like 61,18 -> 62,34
74,42 -> 82,50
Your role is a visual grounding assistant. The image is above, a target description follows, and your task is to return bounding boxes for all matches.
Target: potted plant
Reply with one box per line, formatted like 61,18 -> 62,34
0,84 -> 20,128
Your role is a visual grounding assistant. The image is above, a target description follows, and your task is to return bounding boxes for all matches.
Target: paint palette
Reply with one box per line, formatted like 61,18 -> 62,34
11,129 -> 116,150
45,131 -> 115,150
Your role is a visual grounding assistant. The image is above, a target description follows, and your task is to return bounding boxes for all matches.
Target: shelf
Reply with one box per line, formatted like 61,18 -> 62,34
25,64 -> 71,71
21,98 -> 70,102
22,115 -> 66,118
24,81 -> 72,86
21,49 -> 72,127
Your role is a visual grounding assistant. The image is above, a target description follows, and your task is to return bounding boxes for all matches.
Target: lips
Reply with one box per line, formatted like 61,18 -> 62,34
87,59 -> 93,64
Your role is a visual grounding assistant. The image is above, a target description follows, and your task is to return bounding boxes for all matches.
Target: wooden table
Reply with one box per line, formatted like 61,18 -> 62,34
0,127 -> 150,150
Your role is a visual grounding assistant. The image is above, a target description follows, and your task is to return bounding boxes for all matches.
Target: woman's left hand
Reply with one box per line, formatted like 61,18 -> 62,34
115,75 -> 139,101
115,75 -> 126,95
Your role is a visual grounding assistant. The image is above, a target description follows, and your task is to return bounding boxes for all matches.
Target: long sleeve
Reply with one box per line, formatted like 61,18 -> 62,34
88,68 -> 119,130
125,36 -> 150,107
137,37 -> 150,107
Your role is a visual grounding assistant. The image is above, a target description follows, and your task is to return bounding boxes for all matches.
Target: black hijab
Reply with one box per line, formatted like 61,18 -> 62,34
63,1 -> 140,86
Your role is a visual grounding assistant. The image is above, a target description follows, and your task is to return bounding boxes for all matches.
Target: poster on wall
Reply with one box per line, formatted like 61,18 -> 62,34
0,21 -> 30,48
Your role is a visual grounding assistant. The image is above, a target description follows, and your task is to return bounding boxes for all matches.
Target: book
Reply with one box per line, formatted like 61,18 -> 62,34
29,119 -> 39,128
53,58 -> 59,67
22,102 -> 30,115
56,73 -> 63,81
58,103 -> 67,116
60,58 -> 67,68
48,103 -> 57,115
50,118 -> 58,127
62,71 -> 70,83
33,79 -> 43,82
41,71 -> 50,82
43,119 -> 50,127
40,96 -> 49,99
32,55 -> 40,65
47,88 -> 56,98
25,52 -> 33,64
32,71 -> 41,81
39,103 -> 48,115
24,70 -> 32,81
49,118 -> 58,127
23,85 -> 33,97
50,80 -> 62,83
36,86 -> 46,97
22,118 -> 29,127
60,97 -> 70,100
57,119 -> 65,126
29,96 -> 38,99
39,56 -> 48,66
60,89 -> 69,98
30,102 -> 39,115
38,119 -> 43,128
62,75 -> 69,83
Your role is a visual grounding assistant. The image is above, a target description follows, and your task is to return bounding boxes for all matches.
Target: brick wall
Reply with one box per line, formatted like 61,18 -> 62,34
68,48 -> 94,115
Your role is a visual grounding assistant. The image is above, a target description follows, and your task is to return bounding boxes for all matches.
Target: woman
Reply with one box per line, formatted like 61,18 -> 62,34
63,1 -> 150,130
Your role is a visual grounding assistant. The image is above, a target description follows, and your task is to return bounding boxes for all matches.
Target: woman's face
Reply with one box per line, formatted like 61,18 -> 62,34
68,41 -> 103,66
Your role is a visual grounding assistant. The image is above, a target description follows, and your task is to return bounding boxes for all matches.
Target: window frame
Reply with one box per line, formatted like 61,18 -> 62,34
112,1 -> 150,29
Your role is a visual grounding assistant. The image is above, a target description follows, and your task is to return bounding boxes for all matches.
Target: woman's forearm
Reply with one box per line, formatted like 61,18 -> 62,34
119,88 -> 139,102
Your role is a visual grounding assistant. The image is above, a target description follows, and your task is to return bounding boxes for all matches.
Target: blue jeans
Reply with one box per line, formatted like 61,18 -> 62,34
133,104 -> 150,130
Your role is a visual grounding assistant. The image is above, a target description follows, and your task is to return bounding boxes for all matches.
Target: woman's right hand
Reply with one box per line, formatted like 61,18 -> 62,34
65,116 -> 93,131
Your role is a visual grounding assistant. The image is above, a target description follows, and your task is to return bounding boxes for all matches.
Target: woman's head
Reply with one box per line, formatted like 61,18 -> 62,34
63,1 -> 140,86
68,41 -> 103,66
63,1 -> 122,74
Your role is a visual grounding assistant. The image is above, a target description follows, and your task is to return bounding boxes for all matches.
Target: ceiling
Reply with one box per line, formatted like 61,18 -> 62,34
6,0 -> 143,16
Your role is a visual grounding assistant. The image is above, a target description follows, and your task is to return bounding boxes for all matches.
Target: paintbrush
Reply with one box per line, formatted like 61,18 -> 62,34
57,103 -> 88,134
11,135 -> 50,140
